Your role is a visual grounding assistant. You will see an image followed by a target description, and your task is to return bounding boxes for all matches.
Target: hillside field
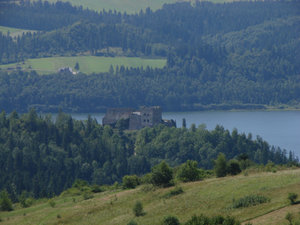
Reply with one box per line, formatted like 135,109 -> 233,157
0,169 -> 300,225
0,26 -> 36,38
33,0 -> 248,13
0,56 -> 166,74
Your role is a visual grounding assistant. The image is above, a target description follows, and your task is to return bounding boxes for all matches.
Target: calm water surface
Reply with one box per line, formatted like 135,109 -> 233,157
70,111 -> 300,157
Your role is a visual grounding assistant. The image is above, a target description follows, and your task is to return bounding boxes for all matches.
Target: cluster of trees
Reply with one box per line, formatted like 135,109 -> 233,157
0,110 -> 297,199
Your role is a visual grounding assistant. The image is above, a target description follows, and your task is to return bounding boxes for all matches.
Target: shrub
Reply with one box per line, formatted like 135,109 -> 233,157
127,220 -> 138,225
285,212 -> 293,225
185,214 -> 240,225
151,161 -> 173,187
232,194 -> 270,208
82,191 -> 93,200
48,199 -> 56,208
162,215 -> 180,225
288,193 -> 298,205
72,179 -> 88,189
91,185 -> 102,193
177,160 -> 200,182
214,153 -> 227,177
0,190 -> 13,211
123,175 -> 140,189
133,201 -> 145,217
164,186 -> 184,198
227,160 -> 241,175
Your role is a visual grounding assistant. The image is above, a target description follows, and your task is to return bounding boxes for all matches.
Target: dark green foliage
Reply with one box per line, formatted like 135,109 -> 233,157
232,194 -> 270,208
285,212 -> 293,225
127,220 -> 138,225
164,186 -> 184,198
177,160 -> 200,182
162,215 -> 180,225
74,62 -> 80,71
122,175 -> 140,189
72,179 -> 88,189
214,153 -> 227,178
90,185 -> 102,193
133,201 -> 145,217
227,160 -> 241,175
151,161 -> 173,187
0,190 -> 13,211
19,192 -> 34,208
185,214 -> 240,225
288,193 -> 298,205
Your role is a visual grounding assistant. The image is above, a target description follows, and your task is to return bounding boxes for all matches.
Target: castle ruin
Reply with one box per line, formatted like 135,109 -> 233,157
102,106 -> 176,130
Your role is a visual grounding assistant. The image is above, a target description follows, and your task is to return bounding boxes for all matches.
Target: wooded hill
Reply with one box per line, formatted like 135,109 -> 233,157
0,0 -> 299,112
0,110 -> 297,199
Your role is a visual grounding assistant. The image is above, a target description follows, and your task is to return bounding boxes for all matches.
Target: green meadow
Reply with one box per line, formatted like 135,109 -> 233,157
1,169 -> 300,225
34,0 -> 248,13
40,0 -> 178,13
0,56 -> 166,74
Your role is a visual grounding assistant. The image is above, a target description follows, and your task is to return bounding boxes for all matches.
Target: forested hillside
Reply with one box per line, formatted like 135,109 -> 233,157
0,110 -> 297,198
0,0 -> 299,112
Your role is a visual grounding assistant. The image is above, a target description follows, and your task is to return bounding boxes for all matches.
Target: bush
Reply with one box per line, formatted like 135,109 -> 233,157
185,214 -> 240,225
232,194 -> 270,208
133,201 -> 145,217
227,160 -> 241,175
177,160 -> 200,182
48,199 -> 56,208
214,153 -> 227,177
0,190 -> 13,211
127,220 -> 138,225
285,212 -> 293,225
72,179 -> 88,189
162,215 -> 180,225
82,191 -> 93,200
288,193 -> 298,205
19,192 -> 34,208
123,175 -> 140,189
91,185 -> 102,193
151,161 -> 173,187
164,186 -> 184,198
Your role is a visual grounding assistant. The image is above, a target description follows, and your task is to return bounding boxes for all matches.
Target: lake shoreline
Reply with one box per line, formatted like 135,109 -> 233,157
8,103 -> 300,114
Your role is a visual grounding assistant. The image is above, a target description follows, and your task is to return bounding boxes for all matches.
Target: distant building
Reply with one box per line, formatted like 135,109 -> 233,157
102,106 -> 176,130
57,67 -> 77,75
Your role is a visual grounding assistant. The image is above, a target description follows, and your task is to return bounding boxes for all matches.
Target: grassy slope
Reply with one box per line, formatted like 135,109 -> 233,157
1,169 -> 300,225
0,56 -> 166,74
0,26 -> 36,38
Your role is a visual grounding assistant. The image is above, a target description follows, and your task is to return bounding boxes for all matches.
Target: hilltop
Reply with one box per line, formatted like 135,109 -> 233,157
0,169 -> 300,225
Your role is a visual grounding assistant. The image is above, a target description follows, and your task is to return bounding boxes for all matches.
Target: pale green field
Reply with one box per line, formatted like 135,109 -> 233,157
35,0 -> 179,13
0,56 -> 166,74
1,169 -> 300,225
0,26 -> 36,37
33,0 -> 246,13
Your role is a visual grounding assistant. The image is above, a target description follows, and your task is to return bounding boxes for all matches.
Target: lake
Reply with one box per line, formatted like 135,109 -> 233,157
69,110 -> 300,157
